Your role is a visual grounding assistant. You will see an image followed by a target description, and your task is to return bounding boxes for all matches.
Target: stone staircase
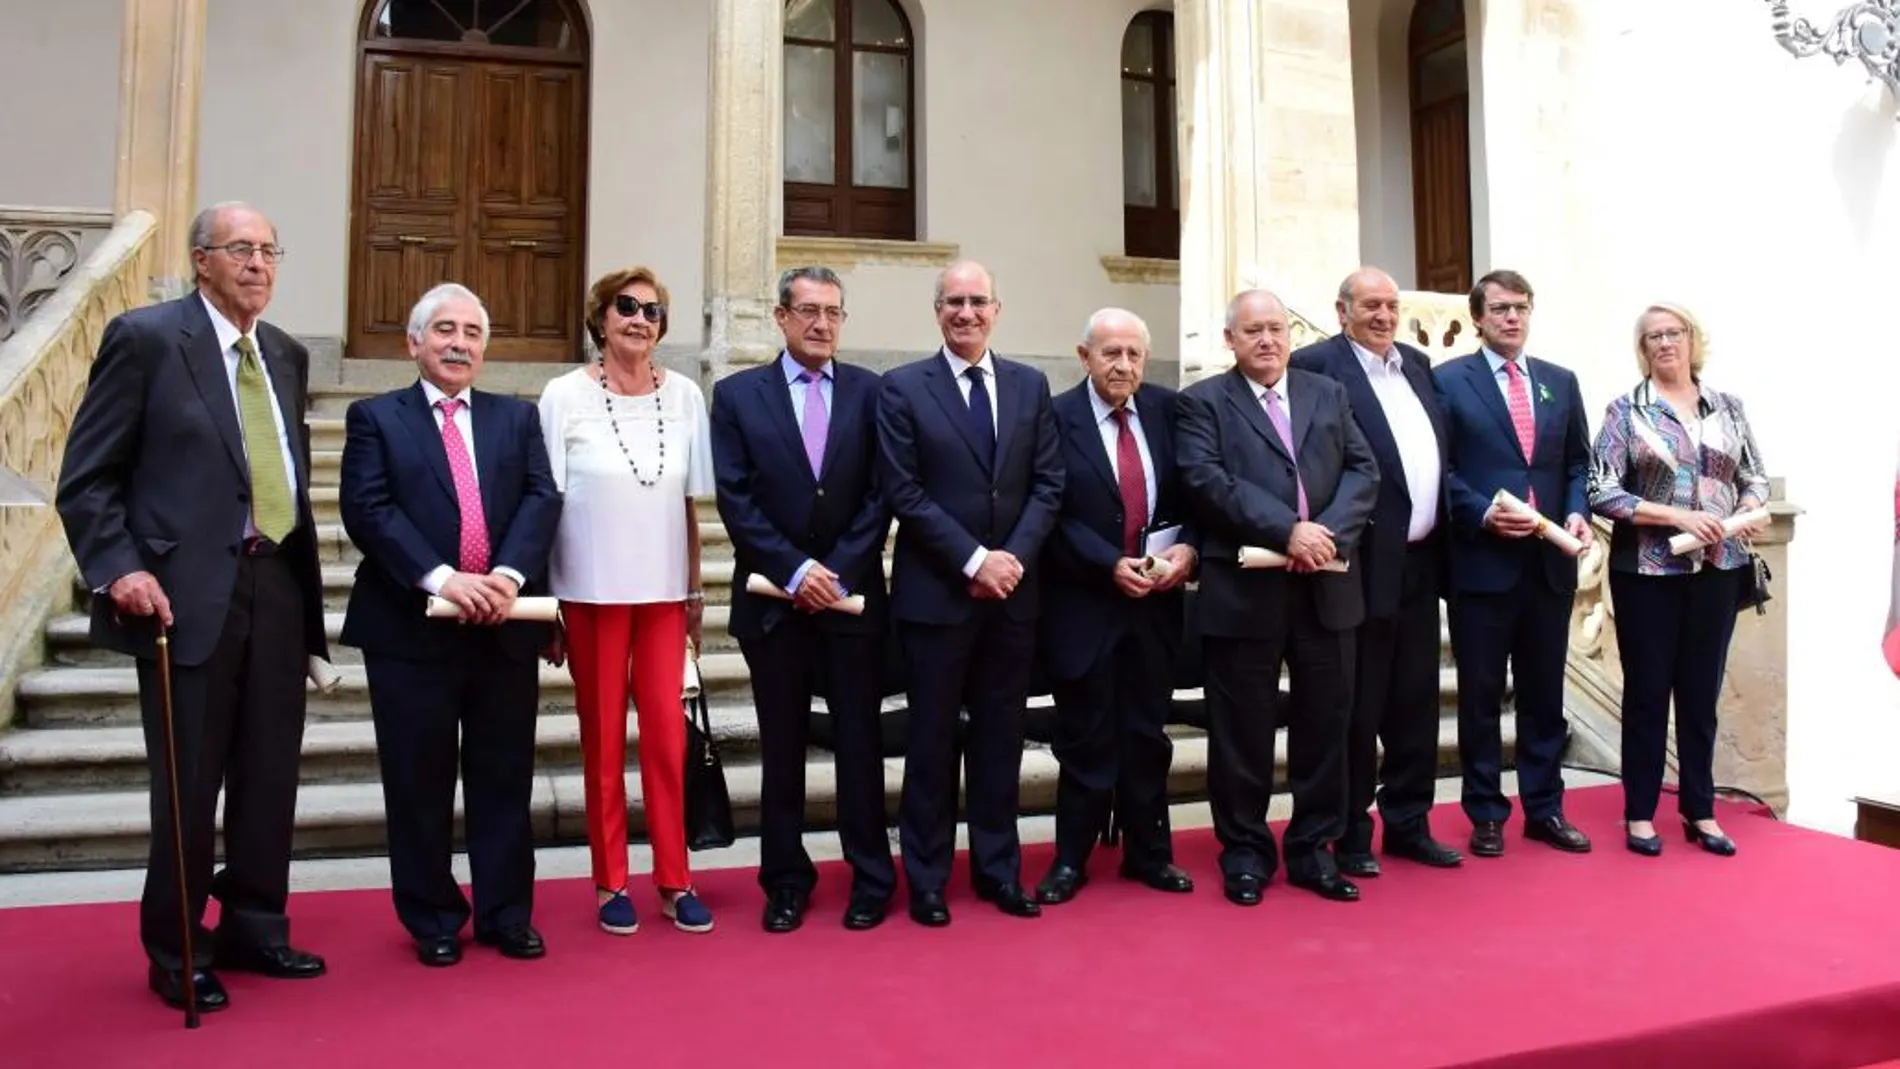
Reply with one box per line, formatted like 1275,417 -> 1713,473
0,377 -> 1509,873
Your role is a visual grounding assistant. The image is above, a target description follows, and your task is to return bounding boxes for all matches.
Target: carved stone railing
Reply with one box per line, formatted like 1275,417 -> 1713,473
0,210 -> 158,728
0,208 -> 117,343
1398,289 -> 1475,362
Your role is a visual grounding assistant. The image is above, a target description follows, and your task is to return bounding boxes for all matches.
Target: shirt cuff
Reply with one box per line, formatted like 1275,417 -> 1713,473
420,565 -> 452,596
962,546 -> 988,579
491,566 -> 526,590
787,559 -> 818,594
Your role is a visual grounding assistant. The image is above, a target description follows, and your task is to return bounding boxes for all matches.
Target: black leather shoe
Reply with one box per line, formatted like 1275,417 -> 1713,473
1525,815 -> 1593,853
1385,835 -> 1465,868
762,887 -> 808,934
1336,851 -> 1381,878
974,881 -> 1041,918
842,893 -> 891,931
1119,862 -> 1194,894
215,943 -> 327,979
1626,831 -> 1663,857
1222,873 -> 1264,907
908,891 -> 951,927
1035,863 -> 1089,904
1469,820 -> 1506,858
148,964 -> 230,1012
415,936 -> 463,967
475,925 -> 546,960
1683,821 -> 1737,857
1289,871 -> 1361,902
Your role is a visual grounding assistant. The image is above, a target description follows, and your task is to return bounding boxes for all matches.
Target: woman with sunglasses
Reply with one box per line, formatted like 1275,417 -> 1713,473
538,266 -> 716,934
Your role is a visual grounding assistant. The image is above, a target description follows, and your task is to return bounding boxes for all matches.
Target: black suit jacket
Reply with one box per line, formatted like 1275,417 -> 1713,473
337,383 -> 561,661
56,293 -> 327,668
1039,382 -> 1195,682
710,356 -> 889,642
1176,367 -> 1379,636
1290,334 -> 1448,620
875,351 -> 1064,625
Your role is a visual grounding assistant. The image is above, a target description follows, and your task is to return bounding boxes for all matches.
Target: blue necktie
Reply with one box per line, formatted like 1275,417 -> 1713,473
964,366 -> 995,468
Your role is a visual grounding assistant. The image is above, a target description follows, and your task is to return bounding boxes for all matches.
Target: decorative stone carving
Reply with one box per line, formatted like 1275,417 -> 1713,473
0,210 -> 114,343
1766,0 -> 1900,108
777,236 -> 961,272
1397,289 -> 1475,362
1099,255 -> 1181,287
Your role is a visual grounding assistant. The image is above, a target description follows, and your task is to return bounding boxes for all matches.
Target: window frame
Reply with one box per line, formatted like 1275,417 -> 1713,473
1121,10 -> 1179,261
782,0 -> 919,242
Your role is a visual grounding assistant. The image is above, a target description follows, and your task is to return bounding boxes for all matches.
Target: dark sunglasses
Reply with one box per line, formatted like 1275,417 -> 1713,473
613,295 -> 666,322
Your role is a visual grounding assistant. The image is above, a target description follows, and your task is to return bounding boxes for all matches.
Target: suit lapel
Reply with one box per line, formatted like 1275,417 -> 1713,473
1525,357 -> 1557,451
1332,340 -> 1408,505
1462,355 -> 1527,462
257,326 -> 307,495
1137,385 -> 1173,517
471,390 -> 504,526
1225,369 -> 1290,462
1402,352 -> 1449,458
1062,385 -> 1117,494
992,359 -> 1019,470
761,358 -> 816,483
1288,370 -> 1315,456
176,297 -> 248,480
923,356 -> 992,472
816,366 -> 856,483
397,383 -> 458,506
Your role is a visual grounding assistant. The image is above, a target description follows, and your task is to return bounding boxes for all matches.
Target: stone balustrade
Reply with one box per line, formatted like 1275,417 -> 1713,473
0,208 -> 117,343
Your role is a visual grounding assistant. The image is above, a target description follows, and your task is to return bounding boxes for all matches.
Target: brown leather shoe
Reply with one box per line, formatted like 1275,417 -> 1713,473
1469,820 -> 1506,858
1524,815 -> 1592,853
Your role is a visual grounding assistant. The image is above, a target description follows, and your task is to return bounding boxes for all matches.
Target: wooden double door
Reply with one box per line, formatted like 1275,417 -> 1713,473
349,50 -> 587,361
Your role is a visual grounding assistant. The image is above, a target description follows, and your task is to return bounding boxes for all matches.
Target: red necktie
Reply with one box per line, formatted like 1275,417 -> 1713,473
436,398 -> 490,573
1113,408 -> 1148,557
1503,360 -> 1538,511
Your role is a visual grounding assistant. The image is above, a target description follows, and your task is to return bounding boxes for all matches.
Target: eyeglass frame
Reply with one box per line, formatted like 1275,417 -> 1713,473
783,302 -> 848,324
1641,328 -> 1689,346
198,242 -> 286,265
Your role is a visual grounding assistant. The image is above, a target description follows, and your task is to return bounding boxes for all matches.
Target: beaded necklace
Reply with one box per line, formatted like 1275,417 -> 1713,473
598,362 -> 665,486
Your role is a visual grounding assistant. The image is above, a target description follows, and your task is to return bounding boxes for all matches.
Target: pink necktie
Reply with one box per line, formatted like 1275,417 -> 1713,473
1503,361 -> 1537,511
436,398 -> 490,573
1261,390 -> 1309,520
798,370 -> 828,477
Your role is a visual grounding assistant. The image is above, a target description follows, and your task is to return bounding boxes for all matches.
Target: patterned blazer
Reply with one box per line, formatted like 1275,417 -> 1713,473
1588,378 -> 1769,575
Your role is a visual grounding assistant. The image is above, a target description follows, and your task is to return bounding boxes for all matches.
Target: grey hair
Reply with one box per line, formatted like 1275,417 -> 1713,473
187,201 -> 277,281
1225,288 -> 1286,330
934,260 -> 998,303
1081,307 -> 1151,350
406,283 -> 491,345
777,265 -> 845,306
1337,266 -> 1398,306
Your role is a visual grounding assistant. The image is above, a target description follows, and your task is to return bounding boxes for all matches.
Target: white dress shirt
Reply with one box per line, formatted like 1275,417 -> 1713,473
415,378 -> 526,596
944,348 -> 1000,577
200,294 -> 298,540
1088,386 -> 1156,529
1348,339 -> 1441,541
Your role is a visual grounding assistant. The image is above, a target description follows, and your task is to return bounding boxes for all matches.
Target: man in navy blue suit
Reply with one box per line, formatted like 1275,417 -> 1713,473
1433,269 -> 1595,858
876,260 -> 1064,925
711,266 -> 896,934
1291,268 -> 1464,876
339,283 -> 561,966
1033,308 -> 1198,906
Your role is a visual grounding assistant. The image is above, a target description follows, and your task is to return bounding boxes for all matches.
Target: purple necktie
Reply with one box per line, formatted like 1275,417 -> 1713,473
1261,389 -> 1309,520
799,370 -> 828,477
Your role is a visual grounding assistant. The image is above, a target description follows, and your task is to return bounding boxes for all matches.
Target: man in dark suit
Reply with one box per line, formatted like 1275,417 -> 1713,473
876,260 -> 1064,925
57,202 -> 329,1012
711,266 -> 896,934
1176,289 -> 1378,906
1034,308 -> 1198,906
1290,268 -> 1464,876
1433,269 -> 1596,858
339,283 -> 561,966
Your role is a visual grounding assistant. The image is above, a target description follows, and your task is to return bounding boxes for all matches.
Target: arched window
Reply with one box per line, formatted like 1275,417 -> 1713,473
368,0 -> 581,51
783,0 -> 917,241
1121,11 -> 1178,260
1409,0 -> 1472,294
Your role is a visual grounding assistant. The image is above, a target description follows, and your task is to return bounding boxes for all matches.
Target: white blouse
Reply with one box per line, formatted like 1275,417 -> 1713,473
539,366 -> 714,604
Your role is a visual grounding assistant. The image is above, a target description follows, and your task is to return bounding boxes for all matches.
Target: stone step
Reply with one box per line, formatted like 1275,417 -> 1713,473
303,484 -> 734,546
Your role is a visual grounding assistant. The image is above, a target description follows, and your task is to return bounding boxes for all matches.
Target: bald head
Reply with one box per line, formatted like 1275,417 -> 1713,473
1336,267 -> 1401,354
1077,308 -> 1150,407
934,260 -> 1001,361
1223,289 -> 1291,387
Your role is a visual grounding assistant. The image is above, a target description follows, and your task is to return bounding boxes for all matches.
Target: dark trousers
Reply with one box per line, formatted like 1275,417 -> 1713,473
137,553 -> 306,972
1609,567 -> 1744,823
1048,613 -> 1176,874
742,619 -> 895,901
1202,584 -> 1353,881
364,637 -> 538,940
897,610 -> 1035,894
1343,542 -> 1444,852
1449,580 -> 1573,824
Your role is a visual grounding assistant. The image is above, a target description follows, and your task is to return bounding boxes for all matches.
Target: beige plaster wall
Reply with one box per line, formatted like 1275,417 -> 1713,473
0,0 -> 124,209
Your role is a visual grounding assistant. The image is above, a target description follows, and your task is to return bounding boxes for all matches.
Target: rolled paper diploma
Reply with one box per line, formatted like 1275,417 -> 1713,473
744,573 -> 866,615
424,595 -> 561,622
1490,490 -> 1583,556
1138,555 -> 1175,581
1236,546 -> 1349,573
683,647 -> 702,700
1666,506 -> 1771,555
306,656 -> 343,695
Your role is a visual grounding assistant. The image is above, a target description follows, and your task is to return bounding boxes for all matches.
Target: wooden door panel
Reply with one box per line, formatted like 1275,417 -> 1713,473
526,71 -> 577,206
1412,97 -> 1471,295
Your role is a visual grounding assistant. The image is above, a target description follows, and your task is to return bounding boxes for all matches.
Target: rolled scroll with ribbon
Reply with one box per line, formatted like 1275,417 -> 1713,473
1237,546 -> 1349,573
425,595 -> 562,622
1666,506 -> 1771,555
1490,490 -> 1583,556
744,573 -> 866,615
306,656 -> 343,696
683,643 -> 702,700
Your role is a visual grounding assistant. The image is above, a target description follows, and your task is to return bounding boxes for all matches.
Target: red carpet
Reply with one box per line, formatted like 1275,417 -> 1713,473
4,785 -> 1900,1069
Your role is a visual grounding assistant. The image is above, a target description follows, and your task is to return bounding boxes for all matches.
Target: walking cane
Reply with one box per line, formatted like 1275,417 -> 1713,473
154,626 -> 200,1029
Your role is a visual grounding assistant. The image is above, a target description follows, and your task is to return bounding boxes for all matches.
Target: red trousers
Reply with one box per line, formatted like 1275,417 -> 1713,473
562,601 -> 690,894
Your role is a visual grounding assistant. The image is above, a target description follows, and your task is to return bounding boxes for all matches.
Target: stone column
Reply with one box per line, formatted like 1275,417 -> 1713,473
113,0 -> 206,300
700,0 -> 784,382
1174,0 -> 1360,385
1711,491 -> 1801,815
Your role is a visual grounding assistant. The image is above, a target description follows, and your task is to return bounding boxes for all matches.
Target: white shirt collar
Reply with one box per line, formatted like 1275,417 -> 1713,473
780,350 -> 833,384
1348,337 -> 1401,375
1482,346 -> 1527,376
419,378 -> 472,409
1244,371 -> 1290,407
941,347 -> 996,379
1087,384 -> 1139,426
199,292 -> 255,357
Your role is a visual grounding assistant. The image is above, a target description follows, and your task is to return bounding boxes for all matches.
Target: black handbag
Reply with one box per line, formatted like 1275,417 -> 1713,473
682,668 -> 735,852
1737,550 -> 1773,615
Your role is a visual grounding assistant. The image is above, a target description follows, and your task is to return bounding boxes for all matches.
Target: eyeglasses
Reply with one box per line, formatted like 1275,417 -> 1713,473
613,295 -> 666,322
787,303 -> 848,324
201,242 -> 285,264
1642,329 -> 1687,346
1484,302 -> 1532,319
937,296 -> 995,311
